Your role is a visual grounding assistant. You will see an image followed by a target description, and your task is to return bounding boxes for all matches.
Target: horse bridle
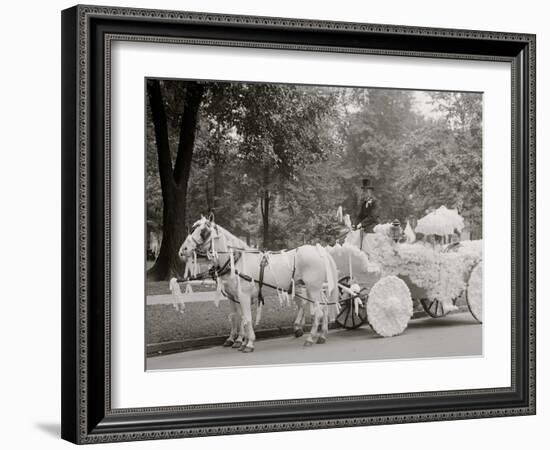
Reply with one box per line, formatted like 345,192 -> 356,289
189,222 -> 220,258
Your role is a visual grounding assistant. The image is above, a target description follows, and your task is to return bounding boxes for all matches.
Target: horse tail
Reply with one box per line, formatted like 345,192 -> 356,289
326,254 -> 340,320
255,300 -> 263,326
327,243 -> 370,280
316,243 -> 336,294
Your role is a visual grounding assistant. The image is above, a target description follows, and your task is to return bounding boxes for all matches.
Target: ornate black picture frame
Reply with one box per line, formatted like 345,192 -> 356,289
61,4 -> 536,444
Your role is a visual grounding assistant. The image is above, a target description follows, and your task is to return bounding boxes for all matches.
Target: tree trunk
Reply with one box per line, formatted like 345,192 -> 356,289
148,188 -> 188,281
259,167 -> 271,249
213,159 -> 221,214
260,191 -> 270,249
205,179 -> 212,212
262,189 -> 270,248
211,125 -> 222,217
146,80 -> 205,281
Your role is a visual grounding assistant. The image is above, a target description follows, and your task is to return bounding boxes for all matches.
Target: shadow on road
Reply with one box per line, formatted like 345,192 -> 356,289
407,316 -> 479,329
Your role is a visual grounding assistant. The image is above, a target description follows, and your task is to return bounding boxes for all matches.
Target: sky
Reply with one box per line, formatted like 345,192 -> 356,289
412,90 -> 444,119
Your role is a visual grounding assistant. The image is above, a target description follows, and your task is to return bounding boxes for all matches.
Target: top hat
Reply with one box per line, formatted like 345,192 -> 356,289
362,178 -> 375,190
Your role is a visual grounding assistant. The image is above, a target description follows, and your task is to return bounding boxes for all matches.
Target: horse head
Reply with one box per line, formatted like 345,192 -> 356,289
178,216 -> 214,261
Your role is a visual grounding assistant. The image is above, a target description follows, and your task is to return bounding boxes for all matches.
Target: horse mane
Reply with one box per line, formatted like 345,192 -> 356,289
213,222 -> 250,250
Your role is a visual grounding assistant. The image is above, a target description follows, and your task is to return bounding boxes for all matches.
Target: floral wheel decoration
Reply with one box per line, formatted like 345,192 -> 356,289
466,261 -> 482,323
367,275 -> 413,337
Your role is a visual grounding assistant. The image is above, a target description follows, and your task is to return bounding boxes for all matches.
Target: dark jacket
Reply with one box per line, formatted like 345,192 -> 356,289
357,197 -> 377,230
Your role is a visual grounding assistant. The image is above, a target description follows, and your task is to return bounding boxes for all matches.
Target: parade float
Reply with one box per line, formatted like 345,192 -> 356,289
331,206 -> 483,337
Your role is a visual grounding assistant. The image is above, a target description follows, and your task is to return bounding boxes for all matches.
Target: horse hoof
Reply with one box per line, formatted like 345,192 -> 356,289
232,341 -> 243,349
304,340 -> 314,347
294,329 -> 304,338
242,346 -> 254,353
223,339 -> 234,347
317,337 -> 326,344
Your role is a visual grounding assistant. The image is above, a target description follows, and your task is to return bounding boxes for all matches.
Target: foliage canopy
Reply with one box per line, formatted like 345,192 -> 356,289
147,81 -> 482,255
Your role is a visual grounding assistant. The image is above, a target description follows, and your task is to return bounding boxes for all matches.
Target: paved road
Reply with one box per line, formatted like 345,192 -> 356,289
147,312 -> 481,370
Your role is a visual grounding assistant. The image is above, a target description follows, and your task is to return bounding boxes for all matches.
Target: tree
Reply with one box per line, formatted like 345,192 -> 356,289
146,82 -> 483,280
146,79 -> 205,281
398,92 -> 483,236
336,89 -> 419,223
201,83 -> 338,248
147,81 -> 340,277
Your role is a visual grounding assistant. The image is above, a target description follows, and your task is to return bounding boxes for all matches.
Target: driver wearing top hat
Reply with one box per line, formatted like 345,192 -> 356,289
356,178 -> 378,232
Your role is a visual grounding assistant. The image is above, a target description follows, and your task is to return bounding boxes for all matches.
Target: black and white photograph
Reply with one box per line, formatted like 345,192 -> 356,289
145,78 -> 483,370
0,0 -> 543,446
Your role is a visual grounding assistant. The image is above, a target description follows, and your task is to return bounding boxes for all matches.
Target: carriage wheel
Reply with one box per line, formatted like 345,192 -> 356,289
367,275 -> 412,337
420,296 -> 461,318
335,277 -> 367,329
466,261 -> 483,323
335,294 -> 368,329
421,298 -> 448,318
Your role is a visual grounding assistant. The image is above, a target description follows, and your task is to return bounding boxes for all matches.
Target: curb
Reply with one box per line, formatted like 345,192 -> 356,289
147,325 -> 307,357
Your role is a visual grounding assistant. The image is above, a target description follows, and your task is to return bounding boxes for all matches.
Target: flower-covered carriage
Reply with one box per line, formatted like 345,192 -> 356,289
330,207 -> 482,337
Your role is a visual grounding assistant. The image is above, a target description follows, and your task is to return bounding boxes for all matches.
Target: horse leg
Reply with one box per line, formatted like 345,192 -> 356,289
237,322 -> 248,351
304,306 -> 321,346
293,300 -> 305,338
239,294 -> 256,353
294,285 -> 308,337
304,291 -> 322,346
317,306 -> 329,344
223,312 -> 236,347
232,319 -> 245,349
223,302 -> 239,347
231,301 -> 244,348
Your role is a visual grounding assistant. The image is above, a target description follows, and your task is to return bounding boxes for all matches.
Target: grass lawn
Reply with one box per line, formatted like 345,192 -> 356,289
146,259 -> 216,295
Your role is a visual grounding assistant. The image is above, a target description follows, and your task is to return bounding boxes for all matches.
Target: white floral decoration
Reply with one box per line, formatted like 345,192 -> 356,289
367,275 -> 412,337
373,223 -> 393,237
466,262 -> 483,322
361,234 -> 482,314
415,205 -> 465,236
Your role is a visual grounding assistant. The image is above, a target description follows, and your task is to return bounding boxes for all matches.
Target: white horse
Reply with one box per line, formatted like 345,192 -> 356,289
178,217 -> 340,352
291,242 -> 375,336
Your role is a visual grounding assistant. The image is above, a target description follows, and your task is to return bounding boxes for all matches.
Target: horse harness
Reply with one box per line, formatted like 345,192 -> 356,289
178,249 -> 330,306
257,254 -> 269,306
